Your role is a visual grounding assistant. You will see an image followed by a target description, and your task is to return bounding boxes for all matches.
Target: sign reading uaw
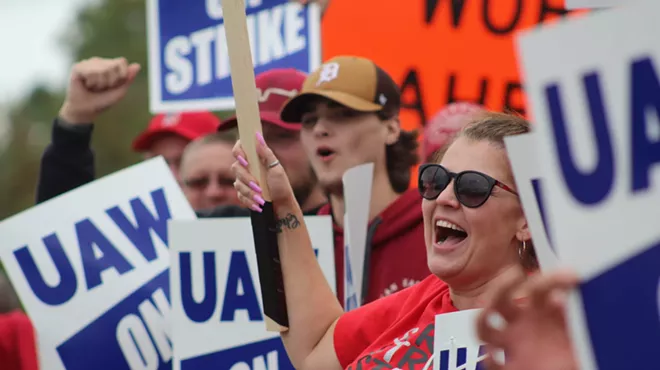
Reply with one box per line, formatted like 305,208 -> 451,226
147,0 -> 322,113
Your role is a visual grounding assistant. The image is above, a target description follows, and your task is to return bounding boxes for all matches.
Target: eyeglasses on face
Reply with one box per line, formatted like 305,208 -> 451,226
417,164 -> 518,208
183,175 -> 235,190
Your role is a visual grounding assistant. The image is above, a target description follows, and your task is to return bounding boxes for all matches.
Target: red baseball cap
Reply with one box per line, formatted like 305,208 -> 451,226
423,102 -> 484,160
218,68 -> 306,131
131,111 -> 221,152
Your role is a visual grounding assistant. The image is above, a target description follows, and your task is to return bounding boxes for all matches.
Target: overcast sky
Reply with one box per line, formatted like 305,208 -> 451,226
0,0 -> 91,105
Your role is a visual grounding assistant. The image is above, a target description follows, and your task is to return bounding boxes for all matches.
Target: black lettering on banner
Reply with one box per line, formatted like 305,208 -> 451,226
503,81 -> 526,116
483,0 -> 523,35
424,0 -> 572,34
270,213 -> 300,233
414,323 -> 435,352
400,68 -> 428,126
539,0 -> 571,23
447,73 -> 488,106
397,347 -> 429,368
425,0 -> 468,26
346,356 -> 369,370
371,358 -> 396,370
353,353 -> 394,370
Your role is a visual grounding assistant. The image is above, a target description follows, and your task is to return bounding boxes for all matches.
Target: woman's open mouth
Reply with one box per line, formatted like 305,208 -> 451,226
434,219 -> 468,251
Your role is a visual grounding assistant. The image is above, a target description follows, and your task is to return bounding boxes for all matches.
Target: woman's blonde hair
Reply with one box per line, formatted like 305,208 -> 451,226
433,110 -> 538,271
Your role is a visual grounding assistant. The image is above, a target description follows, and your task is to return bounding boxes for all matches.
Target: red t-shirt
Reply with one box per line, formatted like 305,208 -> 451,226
334,275 -> 457,369
0,310 -> 39,370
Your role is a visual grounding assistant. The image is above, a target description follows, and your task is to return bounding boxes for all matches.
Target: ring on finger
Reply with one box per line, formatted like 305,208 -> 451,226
267,160 -> 280,169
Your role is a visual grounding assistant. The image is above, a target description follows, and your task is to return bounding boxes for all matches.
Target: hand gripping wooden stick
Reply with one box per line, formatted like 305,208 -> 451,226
220,0 -> 289,332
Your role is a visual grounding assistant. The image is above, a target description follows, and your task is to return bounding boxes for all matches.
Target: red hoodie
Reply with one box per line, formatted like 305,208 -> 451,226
318,188 -> 431,305
0,311 -> 39,370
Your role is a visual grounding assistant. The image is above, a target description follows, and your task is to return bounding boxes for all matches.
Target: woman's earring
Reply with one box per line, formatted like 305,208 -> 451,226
518,240 -> 527,258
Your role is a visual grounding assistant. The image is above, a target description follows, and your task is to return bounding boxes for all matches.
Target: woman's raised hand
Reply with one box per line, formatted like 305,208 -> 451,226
231,132 -> 296,212
477,270 -> 580,370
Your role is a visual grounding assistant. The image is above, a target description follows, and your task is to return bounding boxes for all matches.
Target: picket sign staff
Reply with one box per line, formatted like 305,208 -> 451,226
231,108 -> 544,369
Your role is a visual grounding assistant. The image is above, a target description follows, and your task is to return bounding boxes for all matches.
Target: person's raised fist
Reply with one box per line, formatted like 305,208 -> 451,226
59,57 -> 141,124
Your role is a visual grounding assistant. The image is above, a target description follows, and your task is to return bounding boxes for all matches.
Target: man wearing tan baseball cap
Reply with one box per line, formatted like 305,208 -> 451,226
278,55 -> 431,306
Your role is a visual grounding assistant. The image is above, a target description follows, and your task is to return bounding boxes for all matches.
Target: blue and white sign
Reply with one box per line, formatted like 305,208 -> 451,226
433,309 -> 489,370
504,132 -> 558,271
146,0 -> 322,113
0,157 -> 196,370
169,217 -> 335,370
517,0 -> 660,368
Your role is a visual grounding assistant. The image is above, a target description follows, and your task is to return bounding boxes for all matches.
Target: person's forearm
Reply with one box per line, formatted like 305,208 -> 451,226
273,199 -> 343,367
36,118 -> 95,204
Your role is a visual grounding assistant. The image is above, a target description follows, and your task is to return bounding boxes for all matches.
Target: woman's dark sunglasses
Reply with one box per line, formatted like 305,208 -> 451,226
418,164 -> 518,208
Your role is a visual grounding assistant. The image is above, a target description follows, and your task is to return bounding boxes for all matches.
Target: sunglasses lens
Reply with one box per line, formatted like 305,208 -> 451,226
456,173 -> 492,207
419,166 -> 450,199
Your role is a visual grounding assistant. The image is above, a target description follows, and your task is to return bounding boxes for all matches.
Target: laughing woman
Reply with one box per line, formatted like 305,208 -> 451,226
231,111 -> 539,369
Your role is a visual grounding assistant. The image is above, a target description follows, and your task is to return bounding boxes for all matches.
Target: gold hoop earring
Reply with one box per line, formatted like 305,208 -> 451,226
518,240 -> 527,258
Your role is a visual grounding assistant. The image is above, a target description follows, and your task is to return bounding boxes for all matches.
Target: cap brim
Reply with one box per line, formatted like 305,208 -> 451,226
280,90 -> 382,123
131,126 -> 197,152
219,111 -> 301,131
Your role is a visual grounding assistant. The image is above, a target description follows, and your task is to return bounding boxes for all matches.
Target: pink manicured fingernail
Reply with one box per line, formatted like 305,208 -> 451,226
237,155 -> 248,167
250,204 -> 263,213
256,132 -> 266,146
253,194 -> 265,206
249,181 -> 262,193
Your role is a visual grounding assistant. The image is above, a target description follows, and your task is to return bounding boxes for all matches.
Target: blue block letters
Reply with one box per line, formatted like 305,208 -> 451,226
630,57 -> 660,192
14,188 -> 172,306
221,251 -> 262,322
545,56 -> 660,206
545,73 -> 615,206
180,251 -> 217,323
438,345 -> 486,370
107,188 -> 171,262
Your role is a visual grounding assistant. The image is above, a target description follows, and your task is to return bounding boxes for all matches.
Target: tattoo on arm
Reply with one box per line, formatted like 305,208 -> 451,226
271,213 -> 301,233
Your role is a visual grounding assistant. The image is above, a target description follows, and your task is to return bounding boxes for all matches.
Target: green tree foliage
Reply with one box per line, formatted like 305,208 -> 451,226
0,0 -> 233,220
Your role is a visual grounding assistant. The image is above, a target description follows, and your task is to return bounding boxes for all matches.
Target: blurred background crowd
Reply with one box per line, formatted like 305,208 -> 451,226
1,0 -> 190,218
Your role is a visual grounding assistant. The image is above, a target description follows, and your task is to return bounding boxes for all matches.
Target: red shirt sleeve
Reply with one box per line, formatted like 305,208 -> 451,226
333,287 -> 415,368
0,311 -> 39,370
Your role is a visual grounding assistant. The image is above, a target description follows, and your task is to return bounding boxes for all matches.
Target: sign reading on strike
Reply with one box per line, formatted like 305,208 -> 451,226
517,0 -> 660,368
169,217 -> 335,369
147,0 -> 321,113
0,158 -> 196,370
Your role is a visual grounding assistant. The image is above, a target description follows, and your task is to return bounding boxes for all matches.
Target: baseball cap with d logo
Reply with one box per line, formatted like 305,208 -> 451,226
279,56 -> 401,123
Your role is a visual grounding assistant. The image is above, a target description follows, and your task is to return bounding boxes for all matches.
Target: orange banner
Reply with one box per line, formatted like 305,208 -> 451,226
321,0 -> 584,186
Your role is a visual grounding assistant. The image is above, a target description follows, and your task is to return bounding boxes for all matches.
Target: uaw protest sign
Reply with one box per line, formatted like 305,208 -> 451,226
169,217 -> 335,369
0,157 -> 196,370
146,0 -> 321,113
433,309 -> 488,370
517,0 -> 660,368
